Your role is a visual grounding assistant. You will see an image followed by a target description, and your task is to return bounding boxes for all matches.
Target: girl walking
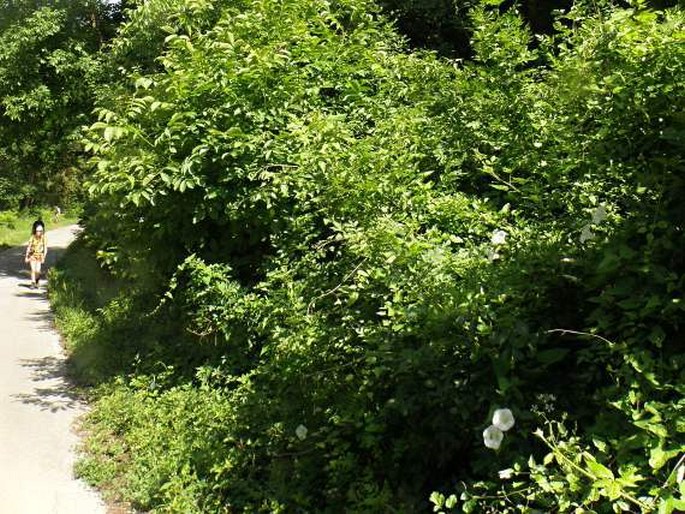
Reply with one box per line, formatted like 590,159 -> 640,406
25,220 -> 48,288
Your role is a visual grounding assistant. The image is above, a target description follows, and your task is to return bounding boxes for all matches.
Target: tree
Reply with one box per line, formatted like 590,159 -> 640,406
0,0 -> 118,209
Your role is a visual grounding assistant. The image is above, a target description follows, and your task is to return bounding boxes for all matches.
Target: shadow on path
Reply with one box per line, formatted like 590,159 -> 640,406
22,308 -> 57,333
0,244 -> 68,281
11,356 -> 84,413
2,226 -> 85,412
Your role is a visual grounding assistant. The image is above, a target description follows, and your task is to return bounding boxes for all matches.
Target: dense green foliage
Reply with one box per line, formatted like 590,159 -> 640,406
43,0 -> 685,512
376,0 -> 680,56
0,0 -> 120,209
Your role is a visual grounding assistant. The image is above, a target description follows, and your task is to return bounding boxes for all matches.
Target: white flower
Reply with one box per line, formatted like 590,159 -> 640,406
579,224 -> 594,243
491,229 -> 507,246
483,425 -> 504,450
492,408 -> 515,431
295,424 -> 308,441
498,468 -> 514,480
591,204 -> 607,225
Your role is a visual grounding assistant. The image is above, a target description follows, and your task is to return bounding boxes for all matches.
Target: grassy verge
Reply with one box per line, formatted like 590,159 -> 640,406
48,238 -> 125,384
0,208 -> 79,249
49,240 -> 214,513
48,239 -> 140,508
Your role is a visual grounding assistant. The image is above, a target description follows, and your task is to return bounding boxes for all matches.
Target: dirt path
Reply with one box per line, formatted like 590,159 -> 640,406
0,225 -> 105,513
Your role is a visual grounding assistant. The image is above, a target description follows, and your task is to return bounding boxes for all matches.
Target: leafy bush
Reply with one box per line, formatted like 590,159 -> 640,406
53,0 -> 685,512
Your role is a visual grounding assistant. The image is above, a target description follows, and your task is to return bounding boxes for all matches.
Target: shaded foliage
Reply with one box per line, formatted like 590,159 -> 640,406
377,0 -> 680,57
42,0 -> 685,512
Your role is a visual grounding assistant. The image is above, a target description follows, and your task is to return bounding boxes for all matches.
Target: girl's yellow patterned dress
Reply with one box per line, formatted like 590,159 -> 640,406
27,235 -> 47,263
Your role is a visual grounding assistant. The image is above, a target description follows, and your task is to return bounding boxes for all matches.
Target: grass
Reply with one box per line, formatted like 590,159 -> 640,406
49,237 -> 215,513
48,238 -> 125,384
47,239 -> 137,508
0,208 -> 79,249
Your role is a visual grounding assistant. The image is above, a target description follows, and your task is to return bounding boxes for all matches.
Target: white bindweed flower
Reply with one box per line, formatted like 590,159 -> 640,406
591,204 -> 607,225
579,224 -> 594,243
491,230 -> 507,246
483,425 -> 504,450
492,408 -> 515,432
295,424 -> 308,441
498,468 -> 514,480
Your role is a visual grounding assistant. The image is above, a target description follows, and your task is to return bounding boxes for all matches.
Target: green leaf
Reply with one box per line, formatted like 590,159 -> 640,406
462,500 -> 477,513
649,446 -> 678,470
430,491 -> 445,508
657,496 -> 685,514
536,348 -> 570,365
135,77 -> 153,89
585,457 -> 614,480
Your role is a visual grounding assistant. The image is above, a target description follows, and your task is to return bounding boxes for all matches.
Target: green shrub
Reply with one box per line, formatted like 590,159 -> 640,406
56,0 -> 685,512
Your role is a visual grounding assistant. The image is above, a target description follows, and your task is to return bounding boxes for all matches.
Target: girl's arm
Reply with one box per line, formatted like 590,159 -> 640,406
43,236 -> 48,259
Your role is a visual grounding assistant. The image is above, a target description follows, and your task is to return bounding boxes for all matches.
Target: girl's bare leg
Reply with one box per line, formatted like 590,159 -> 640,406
30,261 -> 41,286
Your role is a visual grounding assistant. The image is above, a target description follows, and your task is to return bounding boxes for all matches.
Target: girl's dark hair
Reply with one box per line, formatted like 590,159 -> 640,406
31,220 -> 45,235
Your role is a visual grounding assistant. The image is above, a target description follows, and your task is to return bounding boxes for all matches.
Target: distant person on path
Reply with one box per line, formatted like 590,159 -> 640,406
52,205 -> 62,223
24,220 -> 47,289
